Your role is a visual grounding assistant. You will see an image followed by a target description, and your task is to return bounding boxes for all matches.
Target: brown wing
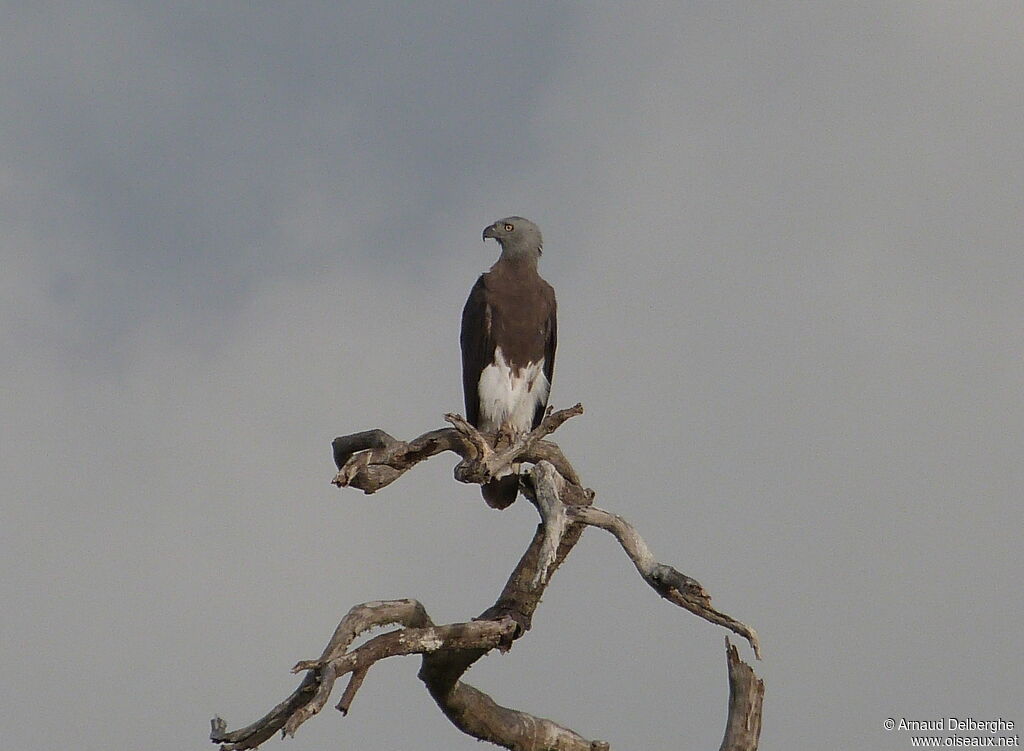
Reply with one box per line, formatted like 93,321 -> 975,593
532,285 -> 557,429
460,274 -> 494,428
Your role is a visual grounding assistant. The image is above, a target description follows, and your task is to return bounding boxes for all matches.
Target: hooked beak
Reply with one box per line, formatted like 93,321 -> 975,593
482,224 -> 498,241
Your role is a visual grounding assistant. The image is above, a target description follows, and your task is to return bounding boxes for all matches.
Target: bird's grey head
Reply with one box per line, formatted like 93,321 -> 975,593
482,216 -> 543,263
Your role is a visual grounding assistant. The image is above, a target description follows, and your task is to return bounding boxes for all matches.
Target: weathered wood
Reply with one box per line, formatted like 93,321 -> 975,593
566,505 -> 760,658
211,406 -> 763,750
332,405 -> 584,494
720,639 -> 765,751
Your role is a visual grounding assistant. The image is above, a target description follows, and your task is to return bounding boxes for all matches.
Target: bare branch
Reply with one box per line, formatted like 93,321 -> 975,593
332,428 -> 462,493
421,678 -> 607,751
211,601 -> 518,749
335,667 -> 367,715
211,599 -> 432,749
289,620 -> 519,738
210,674 -> 318,751
333,404 -> 585,495
482,403 -> 584,481
566,505 -> 761,658
304,598 -> 433,667
720,639 -> 765,751
214,405 -> 763,750
523,461 -> 571,589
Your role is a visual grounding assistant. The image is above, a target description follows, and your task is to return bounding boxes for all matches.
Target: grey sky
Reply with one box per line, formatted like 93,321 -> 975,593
2,3 -> 1021,750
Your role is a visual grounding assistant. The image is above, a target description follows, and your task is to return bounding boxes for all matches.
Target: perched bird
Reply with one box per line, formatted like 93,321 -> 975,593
460,217 -> 557,509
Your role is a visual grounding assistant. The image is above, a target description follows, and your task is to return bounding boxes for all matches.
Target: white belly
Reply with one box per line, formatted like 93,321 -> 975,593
477,347 -> 549,434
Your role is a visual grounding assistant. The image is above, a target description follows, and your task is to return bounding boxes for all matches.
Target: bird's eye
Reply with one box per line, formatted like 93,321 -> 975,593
503,223 -> 514,232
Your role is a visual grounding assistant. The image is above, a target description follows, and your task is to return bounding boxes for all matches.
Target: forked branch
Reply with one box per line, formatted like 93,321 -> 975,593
332,404 -> 584,494
211,405 -> 763,750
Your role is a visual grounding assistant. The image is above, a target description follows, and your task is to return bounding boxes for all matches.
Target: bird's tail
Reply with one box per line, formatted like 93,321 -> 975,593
481,473 -> 519,509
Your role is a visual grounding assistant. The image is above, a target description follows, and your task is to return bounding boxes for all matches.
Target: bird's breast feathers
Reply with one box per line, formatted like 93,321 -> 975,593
476,347 -> 549,433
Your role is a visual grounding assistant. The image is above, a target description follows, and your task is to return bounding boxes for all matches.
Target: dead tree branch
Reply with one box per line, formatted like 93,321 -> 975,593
721,639 -> 765,751
565,504 -> 760,658
211,404 -> 763,750
332,403 -> 584,494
